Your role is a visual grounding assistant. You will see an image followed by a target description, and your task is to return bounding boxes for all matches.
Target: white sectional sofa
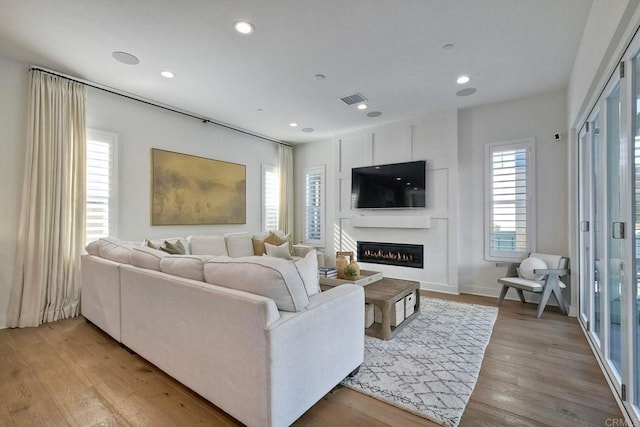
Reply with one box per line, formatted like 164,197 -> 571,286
81,233 -> 364,427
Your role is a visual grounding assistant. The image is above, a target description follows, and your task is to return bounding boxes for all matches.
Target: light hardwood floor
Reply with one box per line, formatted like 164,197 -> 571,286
0,293 -> 624,426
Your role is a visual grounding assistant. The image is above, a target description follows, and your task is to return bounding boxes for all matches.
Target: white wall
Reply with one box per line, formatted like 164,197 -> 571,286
568,0 -> 640,128
86,88 -> 279,241
294,111 -> 459,293
457,90 -> 569,306
0,57 -> 28,329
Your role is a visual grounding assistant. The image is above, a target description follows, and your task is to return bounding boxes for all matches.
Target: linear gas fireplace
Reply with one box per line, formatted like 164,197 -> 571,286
357,241 -> 424,269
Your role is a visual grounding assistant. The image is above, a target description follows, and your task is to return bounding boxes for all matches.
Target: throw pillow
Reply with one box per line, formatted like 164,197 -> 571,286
161,240 -> 186,255
518,256 -> 547,281
252,232 -> 273,255
295,249 -> 320,296
265,242 -> 293,260
188,234 -> 228,256
143,239 -> 159,249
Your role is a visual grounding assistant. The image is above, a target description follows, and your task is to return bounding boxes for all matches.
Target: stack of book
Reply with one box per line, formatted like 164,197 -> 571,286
318,267 -> 337,278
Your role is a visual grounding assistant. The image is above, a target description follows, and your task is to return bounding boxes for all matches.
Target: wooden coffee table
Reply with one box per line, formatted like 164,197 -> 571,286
320,276 -> 420,340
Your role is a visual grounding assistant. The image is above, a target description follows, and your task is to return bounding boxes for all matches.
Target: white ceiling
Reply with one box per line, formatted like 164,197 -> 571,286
0,0 -> 592,144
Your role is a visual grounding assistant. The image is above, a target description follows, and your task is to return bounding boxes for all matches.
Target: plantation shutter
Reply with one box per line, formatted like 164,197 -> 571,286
86,138 -> 112,244
485,139 -> 535,261
263,165 -> 279,231
304,166 -> 325,244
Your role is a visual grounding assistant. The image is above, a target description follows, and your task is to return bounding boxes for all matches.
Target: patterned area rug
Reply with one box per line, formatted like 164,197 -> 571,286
341,297 -> 498,427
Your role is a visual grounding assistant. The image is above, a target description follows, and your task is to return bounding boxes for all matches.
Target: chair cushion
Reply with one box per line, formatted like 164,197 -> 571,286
498,277 -> 544,292
499,276 -> 566,291
519,256 -> 547,280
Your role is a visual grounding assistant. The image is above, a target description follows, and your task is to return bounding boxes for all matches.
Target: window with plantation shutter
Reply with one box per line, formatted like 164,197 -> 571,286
485,138 -> 536,261
304,166 -> 325,245
86,129 -> 118,244
262,164 -> 279,231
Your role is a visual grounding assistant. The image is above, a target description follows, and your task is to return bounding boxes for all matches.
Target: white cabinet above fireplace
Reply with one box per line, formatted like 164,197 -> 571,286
349,214 -> 431,229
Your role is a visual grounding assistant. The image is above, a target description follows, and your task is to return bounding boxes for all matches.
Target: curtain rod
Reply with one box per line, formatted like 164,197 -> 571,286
29,66 -> 290,147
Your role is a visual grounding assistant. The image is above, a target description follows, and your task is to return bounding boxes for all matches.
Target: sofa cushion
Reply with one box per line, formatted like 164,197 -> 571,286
265,242 -> 293,260
98,238 -> 132,264
160,255 -> 214,281
85,240 -> 100,256
131,246 -> 167,271
225,233 -> 254,257
203,256 -> 310,312
295,249 -> 320,296
188,235 -> 228,256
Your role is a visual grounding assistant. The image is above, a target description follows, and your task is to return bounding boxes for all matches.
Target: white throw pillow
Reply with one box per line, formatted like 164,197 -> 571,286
225,233 -> 255,257
519,256 -> 547,281
98,238 -> 132,264
188,234 -> 228,256
203,256 -> 310,312
160,255 -> 213,281
265,242 -> 293,260
130,246 -> 167,271
295,249 -> 320,296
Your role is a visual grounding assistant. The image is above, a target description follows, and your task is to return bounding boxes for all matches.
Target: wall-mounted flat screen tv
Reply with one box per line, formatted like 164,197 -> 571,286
351,160 -> 426,209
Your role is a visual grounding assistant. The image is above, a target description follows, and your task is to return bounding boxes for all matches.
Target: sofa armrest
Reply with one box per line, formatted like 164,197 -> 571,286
267,284 -> 364,426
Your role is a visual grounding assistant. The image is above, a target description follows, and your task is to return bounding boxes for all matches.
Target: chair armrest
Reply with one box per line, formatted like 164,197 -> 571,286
534,268 -> 569,276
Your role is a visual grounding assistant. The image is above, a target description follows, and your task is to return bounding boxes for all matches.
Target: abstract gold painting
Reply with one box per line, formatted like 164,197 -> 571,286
151,149 -> 246,225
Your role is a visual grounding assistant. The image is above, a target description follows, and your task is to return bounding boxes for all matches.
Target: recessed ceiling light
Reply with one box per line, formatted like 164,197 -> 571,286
442,43 -> 454,50
367,111 -> 382,118
160,70 -> 175,79
457,75 -> 470,84
234,21 -> 254,34
456,88 -> 477,97
301,128 -> 314,133
112,51 -> 140,65
396,177 -> 402,181
357,104 -> 368,110
289,122 -> 298,127
314,74 -> 326,81
257,108 -> 264,112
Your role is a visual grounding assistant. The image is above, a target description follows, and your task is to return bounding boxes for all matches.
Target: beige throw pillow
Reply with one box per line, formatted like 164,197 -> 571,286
265,242 -> 293,260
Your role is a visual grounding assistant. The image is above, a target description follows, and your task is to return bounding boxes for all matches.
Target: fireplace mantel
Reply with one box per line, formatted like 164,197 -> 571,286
349,214 -> 431,229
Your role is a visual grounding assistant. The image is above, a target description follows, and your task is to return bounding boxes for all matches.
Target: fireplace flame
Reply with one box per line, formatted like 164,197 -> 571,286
363,249 -> 414,263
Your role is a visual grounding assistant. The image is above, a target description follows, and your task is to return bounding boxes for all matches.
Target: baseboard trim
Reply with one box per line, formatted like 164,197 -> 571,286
419,282 -> 459,295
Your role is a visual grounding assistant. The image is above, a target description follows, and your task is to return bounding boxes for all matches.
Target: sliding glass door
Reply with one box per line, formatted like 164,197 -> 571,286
578,45 -> 640,422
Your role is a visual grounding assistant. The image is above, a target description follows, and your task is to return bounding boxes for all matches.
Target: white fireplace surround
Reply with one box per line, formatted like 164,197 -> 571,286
349,214 -> 431,229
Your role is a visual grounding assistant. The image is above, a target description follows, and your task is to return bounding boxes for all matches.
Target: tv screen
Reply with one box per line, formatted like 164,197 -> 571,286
351,160 -> 426,209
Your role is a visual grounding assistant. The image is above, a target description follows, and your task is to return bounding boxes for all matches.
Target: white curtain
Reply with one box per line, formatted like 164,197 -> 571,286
7,70 -> 86,328
278,144 -> 294,236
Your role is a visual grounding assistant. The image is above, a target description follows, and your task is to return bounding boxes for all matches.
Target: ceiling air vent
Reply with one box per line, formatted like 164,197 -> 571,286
340,92 -> 367,106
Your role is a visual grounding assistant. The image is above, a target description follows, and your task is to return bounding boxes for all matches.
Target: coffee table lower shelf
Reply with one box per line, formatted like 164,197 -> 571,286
365,309 -> 420,340
320,275 -> 420,340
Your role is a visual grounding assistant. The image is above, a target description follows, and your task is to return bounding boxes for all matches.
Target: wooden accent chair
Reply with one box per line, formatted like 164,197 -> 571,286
497,253 -> 569,318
